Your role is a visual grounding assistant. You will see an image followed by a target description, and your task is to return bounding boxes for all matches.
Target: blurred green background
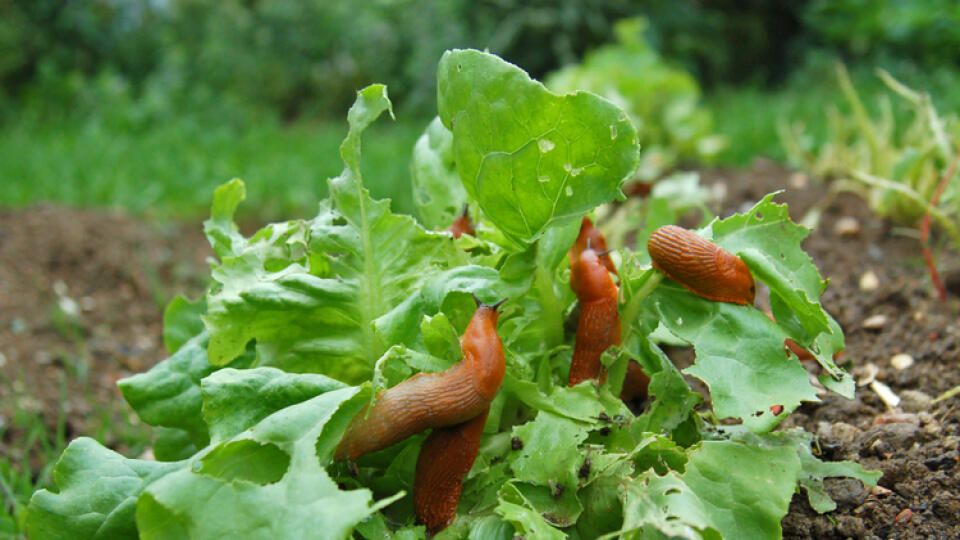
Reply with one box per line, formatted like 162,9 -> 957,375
2,0 -> 959,220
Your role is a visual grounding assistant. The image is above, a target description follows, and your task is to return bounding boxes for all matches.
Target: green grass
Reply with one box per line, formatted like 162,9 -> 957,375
705,57 -> 960,166
0,111 -> 428,221
0,365 -> 155,538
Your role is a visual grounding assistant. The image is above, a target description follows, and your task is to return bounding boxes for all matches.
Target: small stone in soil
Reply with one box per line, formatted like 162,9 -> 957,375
859,270 -> 880,291
789,172 -> 809,189
862,314 -> 889,330
894,508 -> 913,525
834,216 -> 862,237
890,353 -> 914,370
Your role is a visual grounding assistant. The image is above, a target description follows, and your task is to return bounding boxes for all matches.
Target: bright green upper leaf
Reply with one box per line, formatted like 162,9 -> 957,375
438,49 -> 639,244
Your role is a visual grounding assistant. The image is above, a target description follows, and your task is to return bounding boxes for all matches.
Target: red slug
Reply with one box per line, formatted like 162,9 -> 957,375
764,311 -> 842,362
570,217 -> 617,276
568,248 -> 621,386
414,407 -> 489,536
334,302 -> 504,461
448,205 -> 475,238
647,225 -> 756,306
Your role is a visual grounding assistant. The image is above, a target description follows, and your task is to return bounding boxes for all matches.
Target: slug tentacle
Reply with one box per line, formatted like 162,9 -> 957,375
414,408 -> 489,536
570,217 -> 617,275
647,225 -> 756,305
334,305 -> 504,461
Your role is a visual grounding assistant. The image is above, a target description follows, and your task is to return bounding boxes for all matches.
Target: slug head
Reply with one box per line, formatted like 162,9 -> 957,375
570,217 -> 617,275
461,302 -> 505,401
716,249 -> 756,305
570,249 -> 618,302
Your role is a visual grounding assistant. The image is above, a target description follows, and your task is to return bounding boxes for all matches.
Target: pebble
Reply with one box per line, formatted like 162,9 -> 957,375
870,380 -> 901,408
856,363 -> 879,386
862,314 -> 889,330
899,390 -> 932,412
894,508 -> 913,525
859,270 -> 880,291
890,353 -> 914,370
789,172 -> 810,189
826,477 -> 868,508
834,216 -> 862,237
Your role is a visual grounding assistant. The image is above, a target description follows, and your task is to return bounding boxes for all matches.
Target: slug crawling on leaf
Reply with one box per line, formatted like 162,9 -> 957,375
647,225 -> 756,305
448,205 -> 475,238
568,242 -> 621,386
414,407 -> 489,536
334,299 -> 505,461
764,311 -> 843,362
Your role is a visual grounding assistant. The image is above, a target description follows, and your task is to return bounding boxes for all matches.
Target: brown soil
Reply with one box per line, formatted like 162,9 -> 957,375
0,206 -> 211,467
703,160 -> 960,539
1,161 -> 958,537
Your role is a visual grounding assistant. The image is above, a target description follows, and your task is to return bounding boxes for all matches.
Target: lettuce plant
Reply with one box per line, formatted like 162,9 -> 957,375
27,50 -> 876,540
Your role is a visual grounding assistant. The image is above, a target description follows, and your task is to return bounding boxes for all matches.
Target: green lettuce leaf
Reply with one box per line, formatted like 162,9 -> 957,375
437,49 -> 639,244
26,438 -> 183,540
201,367 -> 347,443
711,193 -> 848,385
202,86 -> 471,382
162,295 -> 206,354
411,117 -> 466,230
137,386 -> 400,540
118,333 -> 251,448
647,282 -> 818,432
609,440 -> 801,540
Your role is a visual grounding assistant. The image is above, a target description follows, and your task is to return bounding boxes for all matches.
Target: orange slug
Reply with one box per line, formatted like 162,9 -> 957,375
763,311 -> 844,362
570,217 -> 617,275
414,407 -> 489,536
647,225 -> 756,306
448,205 -> 475,238
334,301 -> 505,461
619,360 -> 650,402
568,249 -> 621,386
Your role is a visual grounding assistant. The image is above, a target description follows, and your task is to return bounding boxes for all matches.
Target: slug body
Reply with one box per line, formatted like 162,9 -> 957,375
448,206 -> 475,238
647,225 -> 756,306
570,217 -> 617,275
568,249 -> 621,386
334,305 -> 504,461
414,408 -> 489,536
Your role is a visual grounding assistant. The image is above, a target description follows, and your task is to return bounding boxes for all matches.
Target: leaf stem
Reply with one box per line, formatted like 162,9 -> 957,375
921,150 -> 958,301
620,269 -> 663,336
534,266 -> 565,347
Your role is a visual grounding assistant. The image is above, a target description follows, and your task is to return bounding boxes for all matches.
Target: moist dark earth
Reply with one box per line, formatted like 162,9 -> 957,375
1,161 -> 958,538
